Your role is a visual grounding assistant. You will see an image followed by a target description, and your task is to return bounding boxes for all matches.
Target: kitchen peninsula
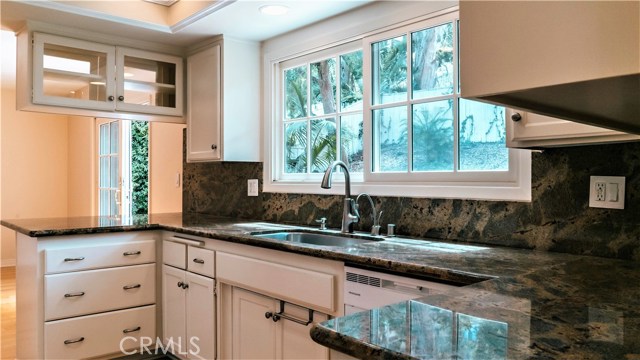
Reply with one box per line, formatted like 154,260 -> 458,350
3,213 -> 640,360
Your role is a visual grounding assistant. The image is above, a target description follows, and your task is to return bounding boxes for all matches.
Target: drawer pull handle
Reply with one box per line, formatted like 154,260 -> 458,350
193,258 -> 205,264
123,326 -> 141,334
64,257 -> 85,262
64,337 -> 85,345
123,284 -> 142,290
123,251 -> 141,256
64,292 -> 85,298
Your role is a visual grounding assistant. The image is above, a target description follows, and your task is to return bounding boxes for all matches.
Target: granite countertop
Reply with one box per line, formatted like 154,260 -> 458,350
3,213 -> 640,359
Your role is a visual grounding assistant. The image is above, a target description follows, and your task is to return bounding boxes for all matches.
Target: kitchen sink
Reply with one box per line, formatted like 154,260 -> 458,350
252,231 -> 380,247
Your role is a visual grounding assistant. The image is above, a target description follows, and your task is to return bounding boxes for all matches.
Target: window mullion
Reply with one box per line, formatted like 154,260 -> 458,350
406,30 -> 414,174
453,20 -> 460,173
306,63 -> 312,174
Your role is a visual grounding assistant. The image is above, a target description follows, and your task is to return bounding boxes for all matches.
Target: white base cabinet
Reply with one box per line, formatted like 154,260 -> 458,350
227,286 -> 329,360
162,238 -> 216,360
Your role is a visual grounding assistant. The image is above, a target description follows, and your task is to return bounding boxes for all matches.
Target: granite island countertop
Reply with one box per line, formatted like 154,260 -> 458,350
3,213 -> 640,359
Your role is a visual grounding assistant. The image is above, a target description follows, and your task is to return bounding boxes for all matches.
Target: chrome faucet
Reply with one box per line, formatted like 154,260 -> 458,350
321,161 -> 359,233
355,193 -> 383,236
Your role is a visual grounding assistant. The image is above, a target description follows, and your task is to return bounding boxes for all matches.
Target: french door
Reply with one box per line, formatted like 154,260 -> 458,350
97,119 -> 131,217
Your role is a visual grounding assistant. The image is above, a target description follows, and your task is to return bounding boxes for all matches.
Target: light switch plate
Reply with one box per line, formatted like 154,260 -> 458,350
589,176 -> 625,209
247,179 -> 259,197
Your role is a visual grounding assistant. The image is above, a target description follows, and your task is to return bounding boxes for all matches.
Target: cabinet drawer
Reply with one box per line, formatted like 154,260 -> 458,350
217,252 -> 335,313
45,263 -> 155,321
187,246 -> 215,278
45,239 -> 155,274
44,305 -> 156,360
164,240 -> 186,269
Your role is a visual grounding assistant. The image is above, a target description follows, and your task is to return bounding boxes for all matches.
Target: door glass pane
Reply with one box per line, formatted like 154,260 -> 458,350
412,100 -> 454,171
373,106 -> 407,172
340,51 -> 363,111
110,190 -> 118,217
110,156 -> 119,188
99,123 -> 109,155
123,56 -> 176,108
284,121 -> 307,173
100,157 -> 109,187
110,121 -> 119,153
340,114 -> 363,173
372,36 -> 407,106
42,43 -> 108,101
310,118 -> 336,173
99,189 -> 109,216
284,65 -> 308,119
412,22 -> 454,99
310,59 -> 336,116
458,99 -> 508,171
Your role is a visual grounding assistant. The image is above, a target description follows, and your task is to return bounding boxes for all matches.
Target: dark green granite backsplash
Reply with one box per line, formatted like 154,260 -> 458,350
183,141 -> 640,261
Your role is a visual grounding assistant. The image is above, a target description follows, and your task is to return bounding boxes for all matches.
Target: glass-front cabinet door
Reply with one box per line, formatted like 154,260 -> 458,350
32,33 -> 116,110
116,47 -> 183,116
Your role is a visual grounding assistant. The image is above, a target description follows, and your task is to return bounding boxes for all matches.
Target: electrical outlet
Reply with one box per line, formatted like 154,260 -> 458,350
595,182 -> 606,201
247,179 -> 259,197
589,176 -> 625,209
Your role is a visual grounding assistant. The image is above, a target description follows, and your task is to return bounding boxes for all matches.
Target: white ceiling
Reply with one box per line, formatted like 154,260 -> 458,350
0,0 -> 372,46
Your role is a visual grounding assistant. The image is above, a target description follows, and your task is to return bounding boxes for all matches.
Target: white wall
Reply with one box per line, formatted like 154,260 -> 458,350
149,122 -> 184,213
67,116 -> 96,217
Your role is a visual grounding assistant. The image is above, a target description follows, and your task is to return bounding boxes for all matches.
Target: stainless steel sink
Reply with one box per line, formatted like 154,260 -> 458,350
252,231 -> 379,247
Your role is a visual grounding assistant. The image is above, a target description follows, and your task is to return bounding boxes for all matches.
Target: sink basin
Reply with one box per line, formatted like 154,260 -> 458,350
253,231 -> 378,247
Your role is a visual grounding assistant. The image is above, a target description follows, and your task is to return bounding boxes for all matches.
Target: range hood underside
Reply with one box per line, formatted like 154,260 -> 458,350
478,74 -> 640,135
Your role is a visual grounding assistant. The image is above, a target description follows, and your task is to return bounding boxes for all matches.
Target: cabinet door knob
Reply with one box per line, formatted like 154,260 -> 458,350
211,144 -> 218,150
118,95 -> 125,101
108,95 -> 115,101
511,112 -> 523,122
177,281 -> 189,289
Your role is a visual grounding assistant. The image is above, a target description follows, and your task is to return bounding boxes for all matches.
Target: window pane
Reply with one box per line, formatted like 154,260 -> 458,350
372,36 -> 407,105
412,22 -> 454,99
340,114 -> 364,173
310,118 -> 337,173
284,121 -> 307,173
284,66 -> 308,119
311,59 -> 336,116
412,100 -> 454,171
110,189 -> 118,216
99,189 -> 109,216
459,99 -> 508,171
340,51 -> 363,111
99,124 -> 109,155
373,106 -> 408,172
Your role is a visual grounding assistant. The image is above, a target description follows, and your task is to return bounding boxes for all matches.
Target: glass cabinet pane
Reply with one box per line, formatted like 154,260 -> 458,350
42,43 -> 109,101
122,56 -> 177,109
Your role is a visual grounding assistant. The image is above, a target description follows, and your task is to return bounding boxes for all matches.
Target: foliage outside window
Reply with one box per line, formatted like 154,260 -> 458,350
282,49 -> 364,176
131,121 -> 149,215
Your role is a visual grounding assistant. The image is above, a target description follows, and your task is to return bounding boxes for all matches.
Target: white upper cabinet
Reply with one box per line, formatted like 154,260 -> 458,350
186,37 -> 261,162
20,28 -> 184,122
506,109 -> 640,148
459,1 -> 640,134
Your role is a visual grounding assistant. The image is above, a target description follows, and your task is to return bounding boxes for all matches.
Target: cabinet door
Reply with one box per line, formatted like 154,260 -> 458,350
279,303 -> 329,360
506,109 -> 640,148
162,265 -> 187,354
116,47 -> 184,116
186,44 -> 221,162
32,32 -> 116,111
231,287 -> 277,359
185,272 -> 215,360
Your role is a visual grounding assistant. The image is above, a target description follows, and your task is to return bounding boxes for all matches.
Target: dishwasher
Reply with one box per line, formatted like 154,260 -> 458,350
344,266 -> 458,314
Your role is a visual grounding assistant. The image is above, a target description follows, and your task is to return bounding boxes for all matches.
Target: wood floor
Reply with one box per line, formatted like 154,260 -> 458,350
1,266 -> 16,360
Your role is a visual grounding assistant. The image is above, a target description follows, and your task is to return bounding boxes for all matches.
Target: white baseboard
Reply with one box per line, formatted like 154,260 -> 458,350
1,259 -> 16,267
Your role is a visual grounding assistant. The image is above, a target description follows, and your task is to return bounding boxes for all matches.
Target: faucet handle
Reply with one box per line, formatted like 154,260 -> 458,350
315,217 -> 327,230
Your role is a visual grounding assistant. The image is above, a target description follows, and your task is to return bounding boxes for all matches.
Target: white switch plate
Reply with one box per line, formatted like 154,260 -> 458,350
247,179 -> 259,197
589,176 -> 625,209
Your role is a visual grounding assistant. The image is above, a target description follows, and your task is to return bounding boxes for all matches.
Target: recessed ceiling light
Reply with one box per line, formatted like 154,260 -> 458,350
259,4 -> 289,16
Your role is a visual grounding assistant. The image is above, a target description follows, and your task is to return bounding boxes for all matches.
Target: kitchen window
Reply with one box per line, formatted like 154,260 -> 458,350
265,8 -> 531,201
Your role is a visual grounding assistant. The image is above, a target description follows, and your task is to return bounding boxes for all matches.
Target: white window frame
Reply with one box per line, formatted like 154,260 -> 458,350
263,6 -> 531,202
